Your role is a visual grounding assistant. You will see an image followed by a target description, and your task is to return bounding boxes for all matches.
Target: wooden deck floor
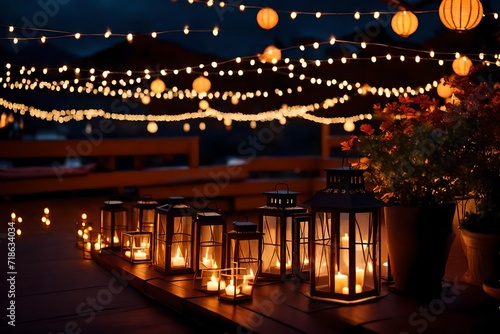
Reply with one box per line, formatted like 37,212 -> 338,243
1,195 -> 499,334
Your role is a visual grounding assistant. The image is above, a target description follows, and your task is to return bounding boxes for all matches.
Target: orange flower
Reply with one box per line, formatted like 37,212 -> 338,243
340,135 -> 358,151
360,124 -> 375,135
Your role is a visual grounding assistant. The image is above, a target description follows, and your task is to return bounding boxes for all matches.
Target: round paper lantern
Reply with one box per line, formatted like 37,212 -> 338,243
343,120 -> 355,132
150,78 -> 166,94
439,0 -> 483,31
141,95 -> 151,105
452,56 -> 473,76
259,45 -> 281,64
391,11 -> 418,38
436,78 -> 455,98
192,76 -> 211,94
257,7 -> 279,30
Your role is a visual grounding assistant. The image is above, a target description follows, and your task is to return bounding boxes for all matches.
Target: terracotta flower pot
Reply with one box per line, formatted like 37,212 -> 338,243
460,229 -> 500,286
384,203 -> 455,298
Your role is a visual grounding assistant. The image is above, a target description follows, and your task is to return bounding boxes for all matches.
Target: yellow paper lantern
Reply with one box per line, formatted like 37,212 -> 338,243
391,11 -> 418,38
257,7 -> 279,30
439,0 -> 483,31
150,78 -> 165,94
259,45 -> 281,64
452,56 -> 473,76
192,76 -> 211,94
436,78 -> 455,98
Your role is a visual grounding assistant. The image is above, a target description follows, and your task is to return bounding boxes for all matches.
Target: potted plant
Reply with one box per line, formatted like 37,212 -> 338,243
342,65 -> 500,296
442,72 -> 500,287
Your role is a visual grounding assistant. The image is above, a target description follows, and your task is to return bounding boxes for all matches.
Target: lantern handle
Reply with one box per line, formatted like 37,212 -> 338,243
274,183 -> 289,193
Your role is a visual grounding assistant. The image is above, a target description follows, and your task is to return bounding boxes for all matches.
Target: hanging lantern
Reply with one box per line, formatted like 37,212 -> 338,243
199,100 -> 209,110
258,183 -> 308,281
391,11 -> 418,38
121,231 -> 153,263
437,77 -> 455,98
227,221 -> 263,281
439,0 -> 483,31
153,197 -> 197,275
132,196 -> 158,233
100,199 -> 128,250
452,56 -> 473,76
150,78 -> 166,94
256,7 -> 279,30
147,121 -> 158,134
192,76 -> 211,94
259,45 -> 281,64
302,167 -> 385,303
194,205 -> 227,272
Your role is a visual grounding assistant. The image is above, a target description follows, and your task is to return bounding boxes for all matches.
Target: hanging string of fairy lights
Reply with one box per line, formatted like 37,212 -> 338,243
0,95 -> 374,126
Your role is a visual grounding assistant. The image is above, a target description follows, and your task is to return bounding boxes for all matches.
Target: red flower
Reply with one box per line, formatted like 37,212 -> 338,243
360,124 -> 375,135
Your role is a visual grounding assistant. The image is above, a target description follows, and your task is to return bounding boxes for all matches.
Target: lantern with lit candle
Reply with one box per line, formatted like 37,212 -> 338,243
193,267 -> 226,293
194,205 -> 227,272
121,231 -> 152,263
302,167 -> 385,303
132,196 -> 158,233
76,213 -> 91,249
227,221 -> 263,282
100,199 -> 128,250
217,264 -> 259,302
258,184 -> 308,280
153,197 -> 197,275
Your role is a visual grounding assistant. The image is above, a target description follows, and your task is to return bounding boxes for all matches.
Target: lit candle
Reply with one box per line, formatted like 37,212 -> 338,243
225,279 -> 240,296
202,248 -> 213,268
342,287 -> 349,295
355,284 -> 362,293
133,250 -> 147,260
171,246 -> 186,267
334,272 -> 348,293
94,243 -> 101,251
113,235 -> 119,244
356,267 -> 365,287
206,275 -> 219,291
341,233 -> 349,248
85,242 -> 91,251
125,250 -> 131,258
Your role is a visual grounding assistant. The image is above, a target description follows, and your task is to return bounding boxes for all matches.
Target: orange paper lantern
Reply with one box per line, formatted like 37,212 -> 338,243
259,45 -> 281,64
257,7 -> 279,30
391,11 -> 418,38
452,56 -> 473,76
192,76 -> 211,94
439,0 -> 483,31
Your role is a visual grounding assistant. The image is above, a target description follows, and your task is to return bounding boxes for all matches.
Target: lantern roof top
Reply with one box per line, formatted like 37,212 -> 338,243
302,167 -> 386,209
233,221 -> 258,232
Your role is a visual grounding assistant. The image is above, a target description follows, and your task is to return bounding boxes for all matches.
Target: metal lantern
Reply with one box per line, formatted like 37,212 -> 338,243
153,197 -> 197,275
121,231 -> 152,263
302,167 -> 385,303
100,200 -> 128,250
194,205 -> 227,272
258,183 -> 307,280
132,196 -> 158,232
227,221 -> 263,281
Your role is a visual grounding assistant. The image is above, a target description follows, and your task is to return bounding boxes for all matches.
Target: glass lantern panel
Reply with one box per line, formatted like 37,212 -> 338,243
134,208 -> 155,233
298,217 -> 310,272
284,216 -> 293,273
171,216 -> 192,269
230,239 -> 259,278
355,212 -> 375,291
154,214 -> 167,270
338,212 -> 350,278
261,215 -> 280,274
113,211 -> 127,245
199,224 -> 223,269
315,212 -> 331,291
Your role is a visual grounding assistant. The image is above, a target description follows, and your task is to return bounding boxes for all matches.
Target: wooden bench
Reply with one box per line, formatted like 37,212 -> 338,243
0,137 -> 199,196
